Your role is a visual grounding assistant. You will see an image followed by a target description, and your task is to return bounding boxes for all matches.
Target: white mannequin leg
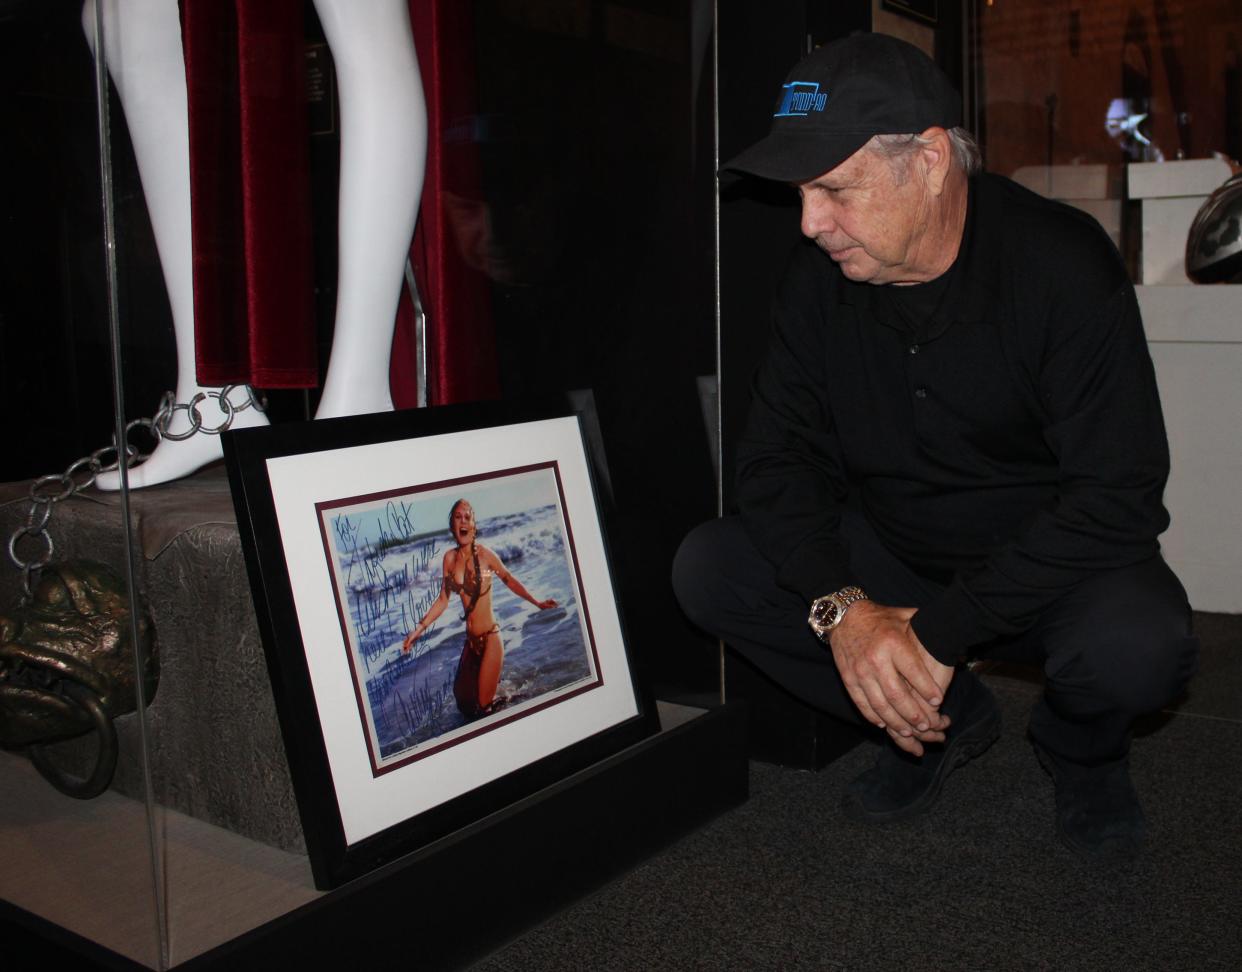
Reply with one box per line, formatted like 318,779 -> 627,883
83,0 -> 267,491
311,0 -> 427,418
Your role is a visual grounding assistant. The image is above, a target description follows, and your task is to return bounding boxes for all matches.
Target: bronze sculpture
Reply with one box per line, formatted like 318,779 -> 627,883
0,561 -> 156,798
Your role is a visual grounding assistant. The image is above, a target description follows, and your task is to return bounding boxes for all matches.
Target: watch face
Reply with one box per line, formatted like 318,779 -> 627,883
811,598 -> 839,628
810,588 -> 866,639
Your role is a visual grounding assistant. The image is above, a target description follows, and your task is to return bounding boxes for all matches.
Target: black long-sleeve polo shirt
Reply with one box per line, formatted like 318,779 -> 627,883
735,173 -> 1171,665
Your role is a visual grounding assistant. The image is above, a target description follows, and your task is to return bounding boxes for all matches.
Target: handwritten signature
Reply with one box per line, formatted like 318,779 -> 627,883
333,504 -> 439,664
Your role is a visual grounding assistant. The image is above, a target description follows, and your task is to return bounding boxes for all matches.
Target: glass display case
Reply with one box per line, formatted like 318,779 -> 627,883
2,2 -> 737,968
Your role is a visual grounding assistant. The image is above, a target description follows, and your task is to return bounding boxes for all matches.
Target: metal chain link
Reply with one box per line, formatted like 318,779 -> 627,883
6,385 -> 264,601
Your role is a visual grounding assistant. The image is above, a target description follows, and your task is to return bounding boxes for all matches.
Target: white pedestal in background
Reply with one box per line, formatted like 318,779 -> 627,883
1008,164 -> 1239,612
1011,164 -> 1122,250
1140,284 -> 1242,612
1129,159 -> 1233,285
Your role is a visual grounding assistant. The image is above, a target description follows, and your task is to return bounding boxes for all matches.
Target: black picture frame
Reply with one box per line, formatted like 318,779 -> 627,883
223,399 -> 656,889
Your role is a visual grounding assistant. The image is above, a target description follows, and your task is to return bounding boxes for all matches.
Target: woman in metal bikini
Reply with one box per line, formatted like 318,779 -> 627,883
402,499 -> 557,717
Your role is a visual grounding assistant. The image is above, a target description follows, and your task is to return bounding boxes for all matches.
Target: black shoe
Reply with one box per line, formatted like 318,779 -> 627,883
842,670 -> 1001,823
1033,743 -> 1147,862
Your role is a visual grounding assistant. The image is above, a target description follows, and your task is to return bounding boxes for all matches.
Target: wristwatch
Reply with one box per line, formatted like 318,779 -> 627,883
807,585 -> 869,642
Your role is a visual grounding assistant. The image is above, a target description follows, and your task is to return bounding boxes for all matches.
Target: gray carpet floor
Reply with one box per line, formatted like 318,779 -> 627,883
475,613 -> 1242,971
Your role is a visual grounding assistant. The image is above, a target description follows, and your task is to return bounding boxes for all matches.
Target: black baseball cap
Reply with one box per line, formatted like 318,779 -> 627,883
724,33 -> 962,183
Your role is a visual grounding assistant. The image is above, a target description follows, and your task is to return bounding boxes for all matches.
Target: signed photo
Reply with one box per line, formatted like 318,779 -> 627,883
317,463 -> 601,774
225,406 -> 648,887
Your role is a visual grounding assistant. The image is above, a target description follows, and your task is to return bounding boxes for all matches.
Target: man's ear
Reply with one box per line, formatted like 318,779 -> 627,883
918,126 -> 952,195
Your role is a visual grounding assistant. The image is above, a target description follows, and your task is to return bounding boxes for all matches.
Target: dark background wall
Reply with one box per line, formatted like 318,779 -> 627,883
0,1 -> 171,482
468,0 -> 720,694
717,1 -> 870,513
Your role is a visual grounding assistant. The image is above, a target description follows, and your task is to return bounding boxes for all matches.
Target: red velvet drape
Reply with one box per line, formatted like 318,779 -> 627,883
393,0 -> 499,407
182,0 -> 498,406
182,0 -> 317,388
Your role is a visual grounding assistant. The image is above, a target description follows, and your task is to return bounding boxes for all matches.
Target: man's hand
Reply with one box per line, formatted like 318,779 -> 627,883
827,602 -> 956,756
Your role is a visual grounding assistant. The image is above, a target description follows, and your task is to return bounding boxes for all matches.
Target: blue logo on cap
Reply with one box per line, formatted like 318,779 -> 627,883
775,81 -> 828,117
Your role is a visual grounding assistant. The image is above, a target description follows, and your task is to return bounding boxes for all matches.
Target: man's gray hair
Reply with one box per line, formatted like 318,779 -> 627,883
869,128 -> 982,182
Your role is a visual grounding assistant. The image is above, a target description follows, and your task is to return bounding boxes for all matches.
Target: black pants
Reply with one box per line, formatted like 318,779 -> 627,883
672,513 -> 1199,765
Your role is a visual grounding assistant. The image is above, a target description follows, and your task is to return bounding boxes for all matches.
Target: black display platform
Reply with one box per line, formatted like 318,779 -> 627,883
4,701 -> 748,971
725,648 -> 869,769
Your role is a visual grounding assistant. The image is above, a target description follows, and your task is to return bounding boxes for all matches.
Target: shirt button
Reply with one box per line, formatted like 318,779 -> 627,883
908,344 -> 920,355
914,387 -> 928,399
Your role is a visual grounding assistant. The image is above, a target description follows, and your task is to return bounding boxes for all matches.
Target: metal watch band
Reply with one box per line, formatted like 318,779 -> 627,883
834,585 -> 868,612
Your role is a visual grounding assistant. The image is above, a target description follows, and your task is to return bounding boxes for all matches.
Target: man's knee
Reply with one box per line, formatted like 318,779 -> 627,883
673,516 -> 794,637
1072,627 -> 1197,716
1046,559 -> 1198,715
671,519 -> 728,628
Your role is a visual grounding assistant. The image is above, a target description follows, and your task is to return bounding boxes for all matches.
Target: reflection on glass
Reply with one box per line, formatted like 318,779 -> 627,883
978,0 -> 1242,175
1106,96 -> 1160,160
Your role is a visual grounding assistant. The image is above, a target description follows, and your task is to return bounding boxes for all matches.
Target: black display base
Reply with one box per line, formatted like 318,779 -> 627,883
725,648 -> 869,769
3,702 -> 748,972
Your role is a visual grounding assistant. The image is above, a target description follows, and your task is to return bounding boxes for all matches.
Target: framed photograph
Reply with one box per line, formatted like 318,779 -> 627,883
223,401 -> 654,889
